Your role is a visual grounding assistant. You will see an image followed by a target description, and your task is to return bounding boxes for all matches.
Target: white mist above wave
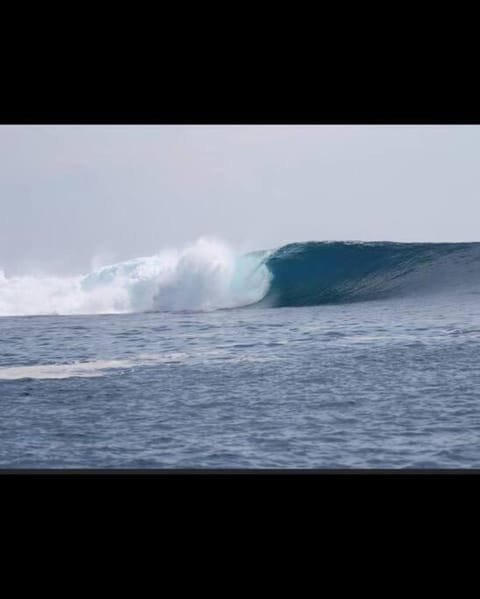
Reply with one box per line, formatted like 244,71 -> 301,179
0,238 -> 272,316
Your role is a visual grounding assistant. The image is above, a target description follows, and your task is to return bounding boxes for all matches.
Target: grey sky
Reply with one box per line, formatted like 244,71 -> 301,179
1,125 -> 479,275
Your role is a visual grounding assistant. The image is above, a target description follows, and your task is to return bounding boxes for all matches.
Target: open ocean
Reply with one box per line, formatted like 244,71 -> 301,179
1,239 -> 480,469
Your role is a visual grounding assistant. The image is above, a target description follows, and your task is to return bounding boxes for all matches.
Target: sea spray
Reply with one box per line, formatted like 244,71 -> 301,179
0,238 -> 271,316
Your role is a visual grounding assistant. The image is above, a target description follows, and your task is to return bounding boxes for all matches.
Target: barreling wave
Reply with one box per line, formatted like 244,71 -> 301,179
260,241 -> 480,307
1,239 -> 480,316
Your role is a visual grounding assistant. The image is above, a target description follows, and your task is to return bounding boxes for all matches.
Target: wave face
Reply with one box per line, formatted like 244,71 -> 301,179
260,241 -> 480,307
0,239 -> 271,316
2,240 -> 480,316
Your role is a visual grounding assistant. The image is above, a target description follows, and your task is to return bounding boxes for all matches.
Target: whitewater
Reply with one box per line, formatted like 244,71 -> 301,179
2,238 -> 480,469
0,238 -> 272,317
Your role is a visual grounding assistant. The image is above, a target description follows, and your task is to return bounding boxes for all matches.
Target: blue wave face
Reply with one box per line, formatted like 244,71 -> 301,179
258,241 -> 480,307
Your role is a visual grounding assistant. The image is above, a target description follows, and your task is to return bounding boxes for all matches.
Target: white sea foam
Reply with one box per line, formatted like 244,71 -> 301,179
0,353 -> 189,380
0,350 -> 278,380
0,238 -> 271,316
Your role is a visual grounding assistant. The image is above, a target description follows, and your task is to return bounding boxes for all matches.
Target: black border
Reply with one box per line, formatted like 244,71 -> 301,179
1,469 -> 480,476
2,107 -> 480,124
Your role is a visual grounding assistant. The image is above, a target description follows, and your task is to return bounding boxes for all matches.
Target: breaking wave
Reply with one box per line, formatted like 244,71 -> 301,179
0,238 -> 271,316
260,241 -> 480,307
2,239 -> 480,316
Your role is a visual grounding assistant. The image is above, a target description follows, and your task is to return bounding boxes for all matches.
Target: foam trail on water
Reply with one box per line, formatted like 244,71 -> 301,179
0,353 -> 188,380
0,238 -> 272,317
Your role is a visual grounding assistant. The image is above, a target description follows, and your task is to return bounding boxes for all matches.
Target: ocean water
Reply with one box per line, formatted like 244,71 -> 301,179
1,239 -> 480,469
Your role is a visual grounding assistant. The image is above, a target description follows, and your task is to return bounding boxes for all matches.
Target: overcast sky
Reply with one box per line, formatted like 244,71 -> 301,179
1,125 -> 479,275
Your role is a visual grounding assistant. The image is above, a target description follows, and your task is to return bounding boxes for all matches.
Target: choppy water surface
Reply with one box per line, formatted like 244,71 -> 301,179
2,291 -> 480,468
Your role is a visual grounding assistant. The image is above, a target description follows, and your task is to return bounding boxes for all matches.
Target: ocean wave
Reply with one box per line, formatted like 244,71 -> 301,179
1,239 -> 480,316
261,241 -> 480,307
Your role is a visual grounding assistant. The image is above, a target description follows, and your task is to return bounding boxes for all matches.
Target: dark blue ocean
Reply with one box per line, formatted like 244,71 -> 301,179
1,241 -> 480,468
